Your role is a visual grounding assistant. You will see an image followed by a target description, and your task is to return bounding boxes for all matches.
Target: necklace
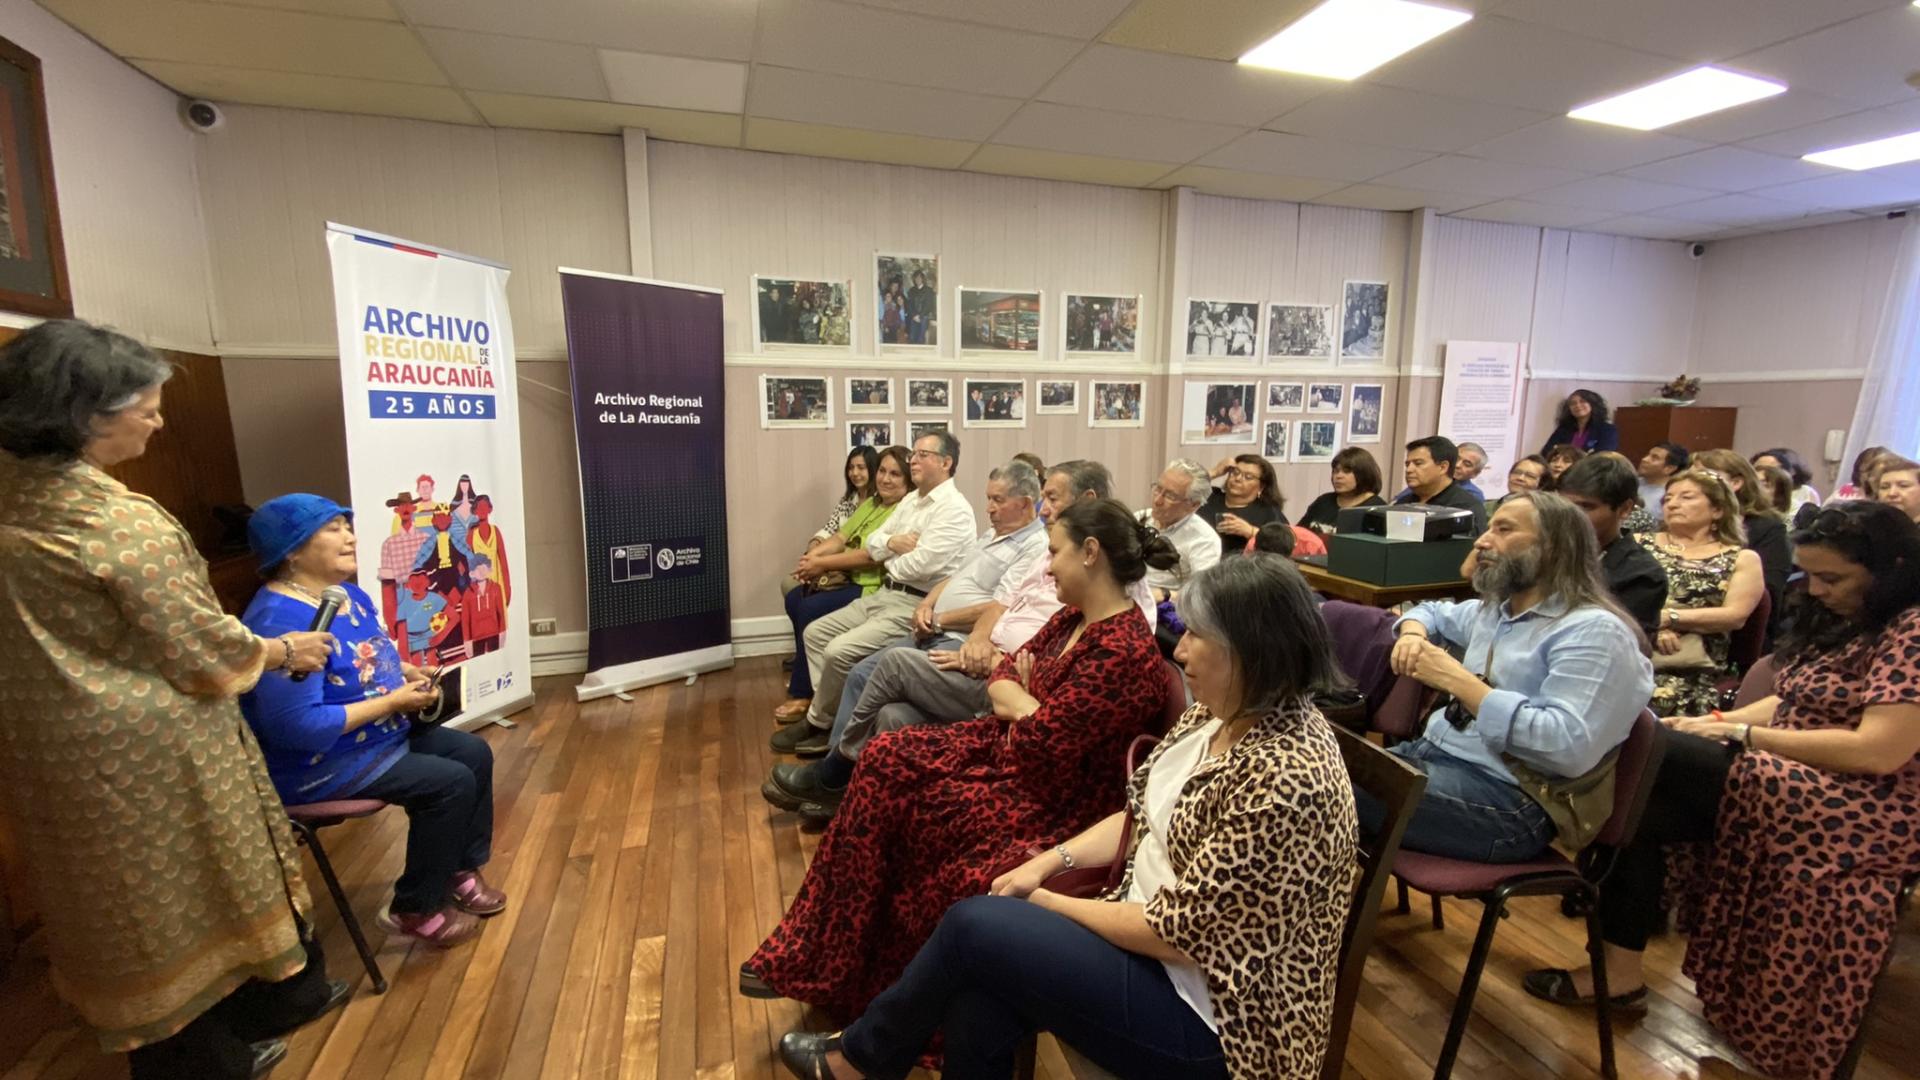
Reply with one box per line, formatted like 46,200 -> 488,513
1657,532 -> 1725,557
276,579 -> 324,604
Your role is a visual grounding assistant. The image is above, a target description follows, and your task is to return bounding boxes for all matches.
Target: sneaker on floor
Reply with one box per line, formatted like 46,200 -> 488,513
377,903 -> 485,948
769,721 -> 830,756
451,869 -> 507,916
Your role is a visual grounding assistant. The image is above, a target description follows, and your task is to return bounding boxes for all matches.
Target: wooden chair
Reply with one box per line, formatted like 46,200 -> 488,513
285,799 -> 391,993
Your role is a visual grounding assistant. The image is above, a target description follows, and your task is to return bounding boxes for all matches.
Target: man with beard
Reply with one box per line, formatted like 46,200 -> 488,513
1357,491 -> 1652,864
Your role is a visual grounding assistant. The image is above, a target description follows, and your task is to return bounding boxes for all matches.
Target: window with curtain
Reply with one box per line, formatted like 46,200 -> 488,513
1844,214 -> 1920,469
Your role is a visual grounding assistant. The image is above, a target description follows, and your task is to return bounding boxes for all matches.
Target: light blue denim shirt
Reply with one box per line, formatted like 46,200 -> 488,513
1396,596 -> 1652,783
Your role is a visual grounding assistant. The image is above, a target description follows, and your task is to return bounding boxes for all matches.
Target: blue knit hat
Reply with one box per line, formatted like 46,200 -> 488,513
249,494 -> 354,575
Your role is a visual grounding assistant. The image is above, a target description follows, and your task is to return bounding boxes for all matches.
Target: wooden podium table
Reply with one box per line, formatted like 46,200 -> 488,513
1294,560 -> 1474,608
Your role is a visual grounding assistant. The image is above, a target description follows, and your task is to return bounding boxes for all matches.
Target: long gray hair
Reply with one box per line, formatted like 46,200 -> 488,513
1501,490 -> 1646,647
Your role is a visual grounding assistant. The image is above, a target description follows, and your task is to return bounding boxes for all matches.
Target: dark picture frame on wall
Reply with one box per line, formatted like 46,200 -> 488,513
0,37 -> 70,320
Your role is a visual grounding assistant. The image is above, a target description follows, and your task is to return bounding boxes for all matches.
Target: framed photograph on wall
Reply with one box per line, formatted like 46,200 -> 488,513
1088,380 -> 1145,428
1036,380 -> 1078,414
1349,383 -> 1384,443
908,420 -> 949,444
1262,420 -> 1290,464
1296,419 -> 1342,462
1062,293 -> 1140,358
962,378 -> 1026,428
760,375 -> 832,429
1307,382 -> 1344,414
905,377 -> 951,413
0,37 -> 71,319
751,276 -> 853,352
848,420 -> 895,449
1181,381 -> 1257,444
846,376 -> 893,414
876,252 -> 938,349
1185,299 -> 1260,359
1266,381 -> 1304,413
958,288 -> 1043,356
1266,303 -> 1331,360
1340,280 -> 1389,361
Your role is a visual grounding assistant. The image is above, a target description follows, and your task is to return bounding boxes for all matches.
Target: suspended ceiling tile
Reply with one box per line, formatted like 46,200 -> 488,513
1152,166 -> 1344,202
1492,0 -> 1892,63
1659,88 -> 1862,146
1528,175 -> 1715,215
1731,5 -> 1920,108
600,51 -> 749,114
1364,16 -> 1687,114
1268,84 -> 1548,154
132,60 -> 482,124
394,0 -> 757,59
466,92 -> 743,144
1587,215 -> 1717,241
1747,168 -> 1920,212
989,102 -> 1244,165
854,0 -> 1137,39
1198,130 -> 1430,182
220,0 -> 401,18
40,0 -> 447,83
1365,155 -> 1586,200
744,118 -> 978,169
1449,199 -> 1617,230
1039,45 -> 1325,127
418,29 -> 608,101
1310,184 -> 1488,214
1466,119 -> 1709,175
1738,98 -> 1920,158
1619,146 -> 1837,193
962,145 -> 1177,187
746,67 -> 1019,143
1651,192 -> 1822,226
1099,0 -> 1320,62
755,0 -> 1081,98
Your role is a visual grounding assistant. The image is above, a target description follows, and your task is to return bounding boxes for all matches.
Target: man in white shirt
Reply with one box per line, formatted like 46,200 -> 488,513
1138,458 -> 1220,602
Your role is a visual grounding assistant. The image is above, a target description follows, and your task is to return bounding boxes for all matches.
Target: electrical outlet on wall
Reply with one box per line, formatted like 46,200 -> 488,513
530,618 -> 558,636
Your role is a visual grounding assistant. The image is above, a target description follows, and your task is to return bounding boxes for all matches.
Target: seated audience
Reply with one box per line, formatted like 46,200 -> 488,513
772,554 -> 1357,1080
1646,469 -> 1765,716
1541,443 -> 1586,490
1361,492 -> 1652,863
1832,445 -> 1891,501
739,500 -> 1177,1029
1751,446 -> 1820,515
1556,456 -> 1669,637
1693,449 -> 1792,635
1138,458 -> 1221,600
1635,441 -> 1689,525
1754,462 -> 1795,517
1526,501 -> 1920,1080
1393,435 -> 1489,532
1298,446 -> 1386,536
1540,388 -> 1619,453
1393,440 -> 1489,502
775,446 -> 903,719
1494,454 -> 1547,508
1878,456 -> 1920,525
1200,454 -> 1288,556
240,495 -> 503,948
1250,520 -> 1296,556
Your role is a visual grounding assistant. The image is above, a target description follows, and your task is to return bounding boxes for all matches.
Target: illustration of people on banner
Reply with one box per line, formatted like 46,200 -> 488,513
374,469 -> 514,668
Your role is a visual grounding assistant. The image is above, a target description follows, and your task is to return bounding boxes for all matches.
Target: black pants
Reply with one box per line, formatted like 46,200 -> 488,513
128,925 -> 330,1080
841,896 -> 1227,1080
1599,731 -> 1737,951
351,725 -> 494,915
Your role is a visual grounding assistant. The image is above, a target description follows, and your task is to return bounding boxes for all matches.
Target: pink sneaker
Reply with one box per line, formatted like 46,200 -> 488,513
451,870 -> 507,916
377,903 -> 483,947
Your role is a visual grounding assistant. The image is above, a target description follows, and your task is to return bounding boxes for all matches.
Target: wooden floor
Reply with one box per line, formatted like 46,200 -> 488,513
1,659 -> 1915,1079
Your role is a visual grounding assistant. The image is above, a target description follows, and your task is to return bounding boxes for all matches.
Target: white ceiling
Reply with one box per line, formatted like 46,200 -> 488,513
31,0 -> 1920,241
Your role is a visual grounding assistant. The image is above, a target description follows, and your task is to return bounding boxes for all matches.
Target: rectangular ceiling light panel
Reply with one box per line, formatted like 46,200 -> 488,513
1238,0 -> 1472,81
1804,130 -> 1920,171
1568,66 -> 1786,131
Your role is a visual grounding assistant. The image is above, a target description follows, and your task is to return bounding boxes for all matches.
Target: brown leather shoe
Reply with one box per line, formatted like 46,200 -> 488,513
773,698 -> 813,721
451,870 -> 507,916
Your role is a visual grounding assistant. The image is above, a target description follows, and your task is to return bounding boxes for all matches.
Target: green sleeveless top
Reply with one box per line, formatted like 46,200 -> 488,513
840,496 -> 901,594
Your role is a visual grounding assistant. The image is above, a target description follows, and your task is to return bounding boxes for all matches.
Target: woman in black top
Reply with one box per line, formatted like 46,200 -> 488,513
1539,388 -> 1619,454
1299,447 -> 1386,536
1201,454 -> 1288,556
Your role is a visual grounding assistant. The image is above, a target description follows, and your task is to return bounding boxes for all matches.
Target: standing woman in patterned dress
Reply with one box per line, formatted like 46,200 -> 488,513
1525,500 -> 1920,1079
1645,468 -> 1764,717
0,321 -> 343,1079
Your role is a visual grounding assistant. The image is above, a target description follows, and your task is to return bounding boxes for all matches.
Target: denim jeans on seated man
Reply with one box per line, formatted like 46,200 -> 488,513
1353,738 -> 1554,862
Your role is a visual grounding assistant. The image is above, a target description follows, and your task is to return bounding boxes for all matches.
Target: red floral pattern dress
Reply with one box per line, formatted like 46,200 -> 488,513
1675,607 -> 1920,1079
747,604 -> 1166,1021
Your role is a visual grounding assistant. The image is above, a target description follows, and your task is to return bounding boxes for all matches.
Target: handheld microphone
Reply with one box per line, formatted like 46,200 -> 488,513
290,585 -> 349,682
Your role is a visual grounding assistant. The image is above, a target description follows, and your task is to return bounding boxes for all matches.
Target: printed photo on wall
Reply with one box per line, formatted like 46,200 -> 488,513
959,288 -> 1043,354
877,253 -> 938,349
906,377 -> 951,413
909,420 -> 950,443
1266,303 -> 1332,360
963,378 -> 1026,428
1182,381 -> 1257,444
1037,380 -> 1079,414
1340,280 -> 1389,361
849,420 -> 895,449
846,377 -> 894,413
1266,381 -> 1305,413
1307,382 -> 1344,414
1185,299 -> 1260,359
1089,381 -> 1145,428
1296,420 -> 1342,462
760,375 -> 832,429
1349,383 -> 1384,443
1063,294 -> 1140,356
1262,420 -> 1291,463
752,276 -> 853,351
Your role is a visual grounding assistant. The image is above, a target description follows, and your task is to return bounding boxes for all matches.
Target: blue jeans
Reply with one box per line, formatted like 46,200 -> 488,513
784,584 -> 861,698
842,896 -> 1227,1080
1355,739 -> 1554,863
352,725 -> 495,914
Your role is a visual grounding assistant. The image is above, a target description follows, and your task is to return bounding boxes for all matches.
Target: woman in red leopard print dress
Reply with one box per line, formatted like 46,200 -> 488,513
1525,501 -> 1920,1078
741,499 -> 1177,1024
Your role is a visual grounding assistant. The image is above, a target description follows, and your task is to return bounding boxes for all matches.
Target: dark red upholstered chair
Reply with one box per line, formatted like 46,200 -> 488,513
1716,588 -> 1772,708
1152,658 -> 1188,737
1731,652 -> 1776,710
285,800 -> 391,993
1389,710 -> 1668,1080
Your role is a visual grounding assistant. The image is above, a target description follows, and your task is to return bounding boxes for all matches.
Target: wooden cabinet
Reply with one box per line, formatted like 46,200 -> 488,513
1614,405 -> 1738,463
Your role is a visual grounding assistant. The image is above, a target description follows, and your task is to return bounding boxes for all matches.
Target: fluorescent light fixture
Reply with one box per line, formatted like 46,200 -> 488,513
1804,130 -> 1920,170
1238,0 -> 1472,80
1568,66 -> 1786,130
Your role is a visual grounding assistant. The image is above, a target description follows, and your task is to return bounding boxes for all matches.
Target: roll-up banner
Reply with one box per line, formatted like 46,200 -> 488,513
559,268 -> 732,701
325,222 -> 534,729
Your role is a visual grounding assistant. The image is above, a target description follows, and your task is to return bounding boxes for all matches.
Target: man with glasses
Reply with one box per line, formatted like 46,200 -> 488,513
1137,458 -> 1219,603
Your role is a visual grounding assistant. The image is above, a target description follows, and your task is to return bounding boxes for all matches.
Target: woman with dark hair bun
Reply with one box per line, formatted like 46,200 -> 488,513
743,499 -> 1177,1053
1539,388 -> 1618,454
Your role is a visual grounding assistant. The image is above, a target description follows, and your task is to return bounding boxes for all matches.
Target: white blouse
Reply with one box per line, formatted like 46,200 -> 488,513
1126,717 -> 1223,1031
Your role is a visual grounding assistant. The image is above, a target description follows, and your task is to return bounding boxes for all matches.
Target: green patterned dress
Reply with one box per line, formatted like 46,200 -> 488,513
1647,543 -> 1740,716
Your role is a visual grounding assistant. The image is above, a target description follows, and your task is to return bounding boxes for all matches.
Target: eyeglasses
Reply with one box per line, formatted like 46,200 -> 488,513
910,449 -> 946,460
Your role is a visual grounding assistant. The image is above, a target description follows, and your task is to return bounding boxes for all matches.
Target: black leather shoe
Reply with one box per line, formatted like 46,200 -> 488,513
778,1029 -> 844,1080
1521,968 -> 1649,1014
762,762 -> 842,812
770,722 -> 831,756
798,791 -> 845,829
314,978 -> 352,1021
738,963 -> 780,1000
250,1039 -> 289,1078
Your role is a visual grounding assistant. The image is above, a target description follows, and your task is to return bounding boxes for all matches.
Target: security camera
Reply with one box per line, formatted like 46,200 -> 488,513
1688,242 -> 1707,259
181,99 -> 225,133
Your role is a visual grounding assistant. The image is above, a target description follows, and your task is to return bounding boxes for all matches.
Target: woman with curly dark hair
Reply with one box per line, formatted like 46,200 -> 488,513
1539,388 -> 1617,454
1199,453 -> 1288,557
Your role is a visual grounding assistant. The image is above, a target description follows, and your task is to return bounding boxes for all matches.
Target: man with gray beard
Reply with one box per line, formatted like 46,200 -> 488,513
1356,491 -> 1653,864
